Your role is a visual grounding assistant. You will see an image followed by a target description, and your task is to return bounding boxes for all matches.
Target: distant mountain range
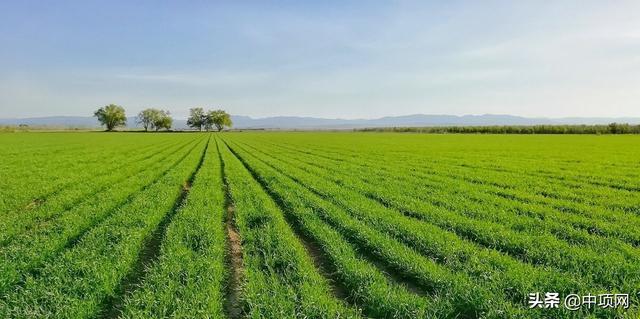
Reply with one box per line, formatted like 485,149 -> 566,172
1,114 -> 639,130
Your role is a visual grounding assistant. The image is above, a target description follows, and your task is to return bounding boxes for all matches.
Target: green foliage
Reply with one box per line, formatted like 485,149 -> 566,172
94,104 -> 127,131
120,139 -> 226,318
137,108 -> 173,131
186,107 -> 206,131
0,137 -> 198,295
188,108 -> 233,131
219,132 -> 640,318
359,123 -> 640,134
218,140 -> 359,318
207,109 -> 233,131
137,109 -> 155,131
153,111 -> 173,131
1,132 -> 639,318
1,135 -> 208,318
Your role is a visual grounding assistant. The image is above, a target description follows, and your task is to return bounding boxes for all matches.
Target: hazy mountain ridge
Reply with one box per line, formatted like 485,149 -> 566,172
1,114 -> 639,129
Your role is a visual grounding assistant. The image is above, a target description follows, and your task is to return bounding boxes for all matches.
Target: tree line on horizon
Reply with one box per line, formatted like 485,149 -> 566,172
358,123 -> 640,134
93,104 -> 232,132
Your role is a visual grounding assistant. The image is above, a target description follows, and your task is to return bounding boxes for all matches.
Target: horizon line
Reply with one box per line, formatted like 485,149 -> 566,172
3,113 -> 640,121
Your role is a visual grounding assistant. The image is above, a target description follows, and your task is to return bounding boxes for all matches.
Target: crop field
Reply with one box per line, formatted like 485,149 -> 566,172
0,132 -> 638,318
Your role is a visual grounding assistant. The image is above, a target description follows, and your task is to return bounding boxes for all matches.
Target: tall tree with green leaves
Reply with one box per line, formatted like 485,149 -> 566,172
94,104 -> 126,131
187,107 -> 206,131
137,108 -> 157,131
137,108 -> 172,131
208,109 -> 233,132
153,110 -> 173,131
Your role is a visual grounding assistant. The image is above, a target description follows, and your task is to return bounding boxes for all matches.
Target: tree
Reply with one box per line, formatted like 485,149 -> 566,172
208,109 -> 233,131
203,112 -> 214,131
137,108 -> 172,131
94,104 -> 126,131
609,122 -> 630,134
187,107 -> 206,131
137,108 -> 157,131
153,110 -> 173,131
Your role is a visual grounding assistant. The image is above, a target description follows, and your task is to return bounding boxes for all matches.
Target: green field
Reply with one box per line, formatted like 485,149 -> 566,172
0,132 -> 638,318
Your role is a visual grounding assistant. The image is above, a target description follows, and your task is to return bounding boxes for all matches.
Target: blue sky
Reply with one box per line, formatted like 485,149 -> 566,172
0,1 -> 639,119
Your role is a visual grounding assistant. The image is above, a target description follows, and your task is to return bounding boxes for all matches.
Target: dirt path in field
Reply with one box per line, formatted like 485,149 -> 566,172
224,200 -> 244,319
99,138 -> 209,319
216,138 -> 245,319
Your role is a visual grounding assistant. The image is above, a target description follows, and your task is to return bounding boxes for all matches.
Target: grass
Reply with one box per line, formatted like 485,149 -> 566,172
0,132 -> 638,318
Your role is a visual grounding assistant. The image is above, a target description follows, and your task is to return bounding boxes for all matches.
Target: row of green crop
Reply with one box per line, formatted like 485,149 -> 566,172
0,137 -> 196,246
0,137 -> 176,216
0,137 -> 207,318
418,155 -> 640,204
234,136 -> 640,242
0,137 -> 193,245
223,139 -> 527,318
0,134 -> 186,205
261,132 -> 640,195
384,156 -> 640,222
231,139 -> 640,294
244,138 -> 640,254
220,141 -> 450,318
353,138 -> 639,204
0,133 -> 148,166
217,139 -> 359,318
0,135 -> 88,156
262,136 -> 640,215
0,135 -> 199,219
118,138 -> 227,318
246,137 -> 640,248
428,146 -> 640,188
223,138 -> 634,318
297,138 -> 640,248
0,138 -> 202,295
